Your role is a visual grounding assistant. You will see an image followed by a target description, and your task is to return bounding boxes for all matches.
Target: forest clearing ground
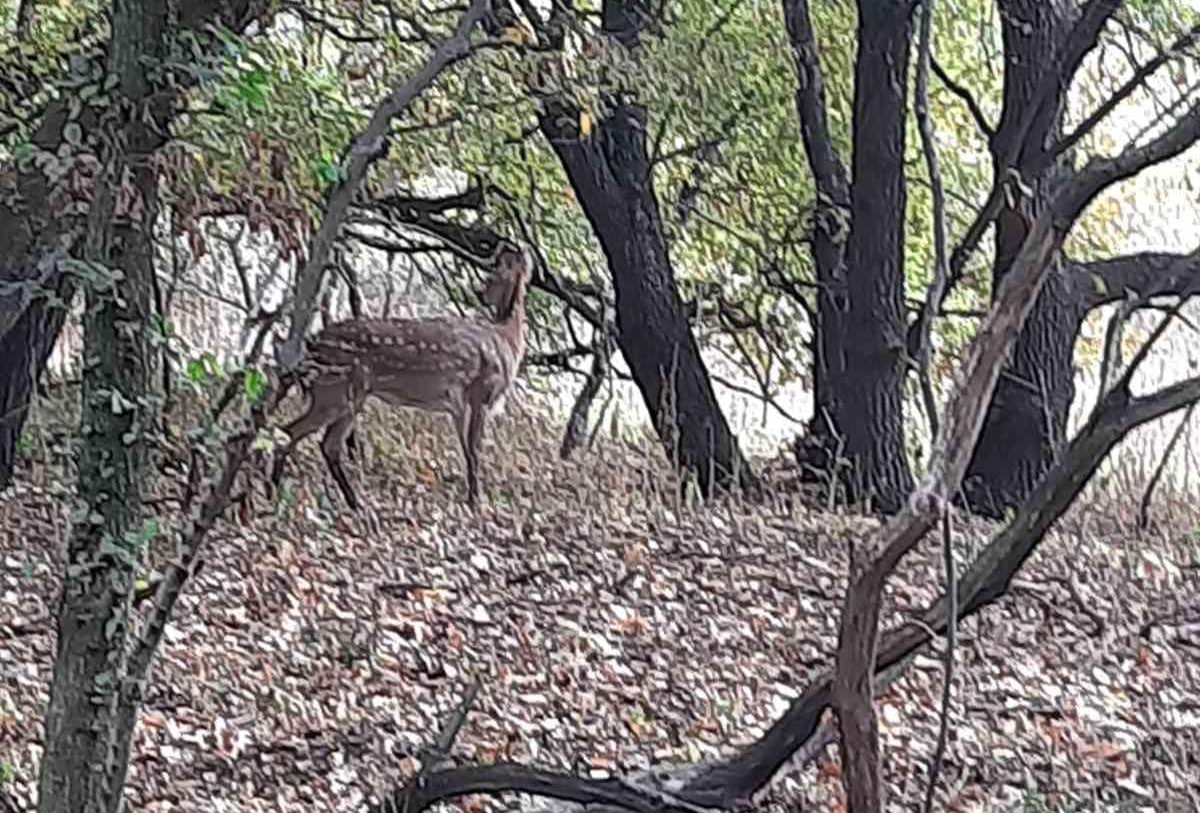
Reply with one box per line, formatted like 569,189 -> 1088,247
1,393 -> 1199,812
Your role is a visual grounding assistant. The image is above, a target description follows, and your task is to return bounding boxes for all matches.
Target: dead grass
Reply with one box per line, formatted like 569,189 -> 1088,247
1,385 -> 1199,812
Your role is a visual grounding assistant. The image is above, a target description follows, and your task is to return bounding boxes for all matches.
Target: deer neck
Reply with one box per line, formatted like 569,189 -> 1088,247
496,282 -> 528,363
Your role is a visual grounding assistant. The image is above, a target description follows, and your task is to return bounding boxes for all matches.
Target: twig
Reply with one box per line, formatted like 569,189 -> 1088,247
1054,20 -> 1200,159
277,0 -> 490,369
922,505 -> 956,813
930,56 -> 993,138
560,331 -> 611,459
912,0 -> 951,439
1137,401 -> 1196,530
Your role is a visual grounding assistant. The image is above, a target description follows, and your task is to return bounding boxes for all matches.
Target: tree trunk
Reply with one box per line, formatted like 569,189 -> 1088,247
808,1 -> 916,513
963,0 -> 1081,517
543,101 -> 754,495
0,0 -> 267,490
537,0 -> 754,496
36,0 -> 167,804
32,3 -> 272,810
0,285 -> 72,489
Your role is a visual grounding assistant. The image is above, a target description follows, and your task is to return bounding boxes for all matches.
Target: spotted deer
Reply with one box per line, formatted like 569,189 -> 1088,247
270,247 -> 531,509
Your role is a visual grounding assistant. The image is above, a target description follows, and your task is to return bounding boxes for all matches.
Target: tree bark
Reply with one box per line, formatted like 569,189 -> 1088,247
0,0 -> 268,489
787,0 -> 915,513
543,103 -> 754,495
35,0 -> 168,804
963,0 -> 1082,517
837,1 -> 916,514
538,0 -> 754,496
31,3 -> 273,811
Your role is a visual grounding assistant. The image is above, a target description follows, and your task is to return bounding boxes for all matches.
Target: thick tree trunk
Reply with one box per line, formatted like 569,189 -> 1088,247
963,0 -> 1080,517
543,101 -> 754,494
808,1 -> 916,513
0,0 -> 266,490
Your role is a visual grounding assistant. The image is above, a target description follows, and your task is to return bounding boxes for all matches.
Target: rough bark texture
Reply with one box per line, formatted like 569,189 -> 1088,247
539,0 -> 754,496
30,3 -> 273,811
963,0 -> 1082,517
784,0 -> 915,513
0,0 -> 268,490
35,0 -> 166,804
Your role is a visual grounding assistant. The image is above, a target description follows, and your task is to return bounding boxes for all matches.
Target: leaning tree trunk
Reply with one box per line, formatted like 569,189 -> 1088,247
543,100 -> 754,495
807,0 -> 916,512
963,0 -> 1082,517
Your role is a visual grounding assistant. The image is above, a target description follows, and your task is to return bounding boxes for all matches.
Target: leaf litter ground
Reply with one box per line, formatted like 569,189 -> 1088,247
1,397 -> 1198,812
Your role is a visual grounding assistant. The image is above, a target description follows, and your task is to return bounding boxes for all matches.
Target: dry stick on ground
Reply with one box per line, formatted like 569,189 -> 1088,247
647,375 -> 1200,813
371,680 -> 707,813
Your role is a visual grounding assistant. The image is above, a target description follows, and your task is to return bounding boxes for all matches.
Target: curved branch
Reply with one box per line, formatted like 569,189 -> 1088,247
1072,249 -> 1200,309
931,56 -> 994,138
276,0 -> 491,370
370,763 -> 707,813
941,0 -> 1124,306
1054,20 -> 1200,159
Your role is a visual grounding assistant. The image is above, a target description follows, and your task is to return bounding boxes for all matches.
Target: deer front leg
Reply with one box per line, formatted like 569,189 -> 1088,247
462,405 -> 487,509
269,377 -> 352,500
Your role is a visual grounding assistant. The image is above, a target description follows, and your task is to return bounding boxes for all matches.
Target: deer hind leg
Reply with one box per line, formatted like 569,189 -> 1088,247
269,376 -> 355,494
320,411 -> 361,510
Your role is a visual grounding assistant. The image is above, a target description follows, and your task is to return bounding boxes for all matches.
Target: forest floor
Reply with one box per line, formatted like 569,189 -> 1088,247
1,393 -> 1199,812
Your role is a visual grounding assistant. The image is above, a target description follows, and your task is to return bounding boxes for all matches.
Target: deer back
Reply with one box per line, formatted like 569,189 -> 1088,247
305,316 -> 517,416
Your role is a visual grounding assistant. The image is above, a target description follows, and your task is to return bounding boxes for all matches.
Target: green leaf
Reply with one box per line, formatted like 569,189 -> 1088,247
244,367 -> 266,402
185,358 -> 206,383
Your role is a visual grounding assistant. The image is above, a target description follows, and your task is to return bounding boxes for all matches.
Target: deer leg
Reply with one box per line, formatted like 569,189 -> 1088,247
320,412 -> 361,511
460,405 -> 486,509
269,378 -> 352,494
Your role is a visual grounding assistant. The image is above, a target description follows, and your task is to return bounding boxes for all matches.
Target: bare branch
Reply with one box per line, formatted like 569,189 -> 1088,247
911,0 -> 951,439
370,763 -> 707,813
931,56 -> 994,138
941,0 -> 1124,305
1054,20 -> 1200,159
1075,248 -> 1200,309
277,0 -> 491,370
